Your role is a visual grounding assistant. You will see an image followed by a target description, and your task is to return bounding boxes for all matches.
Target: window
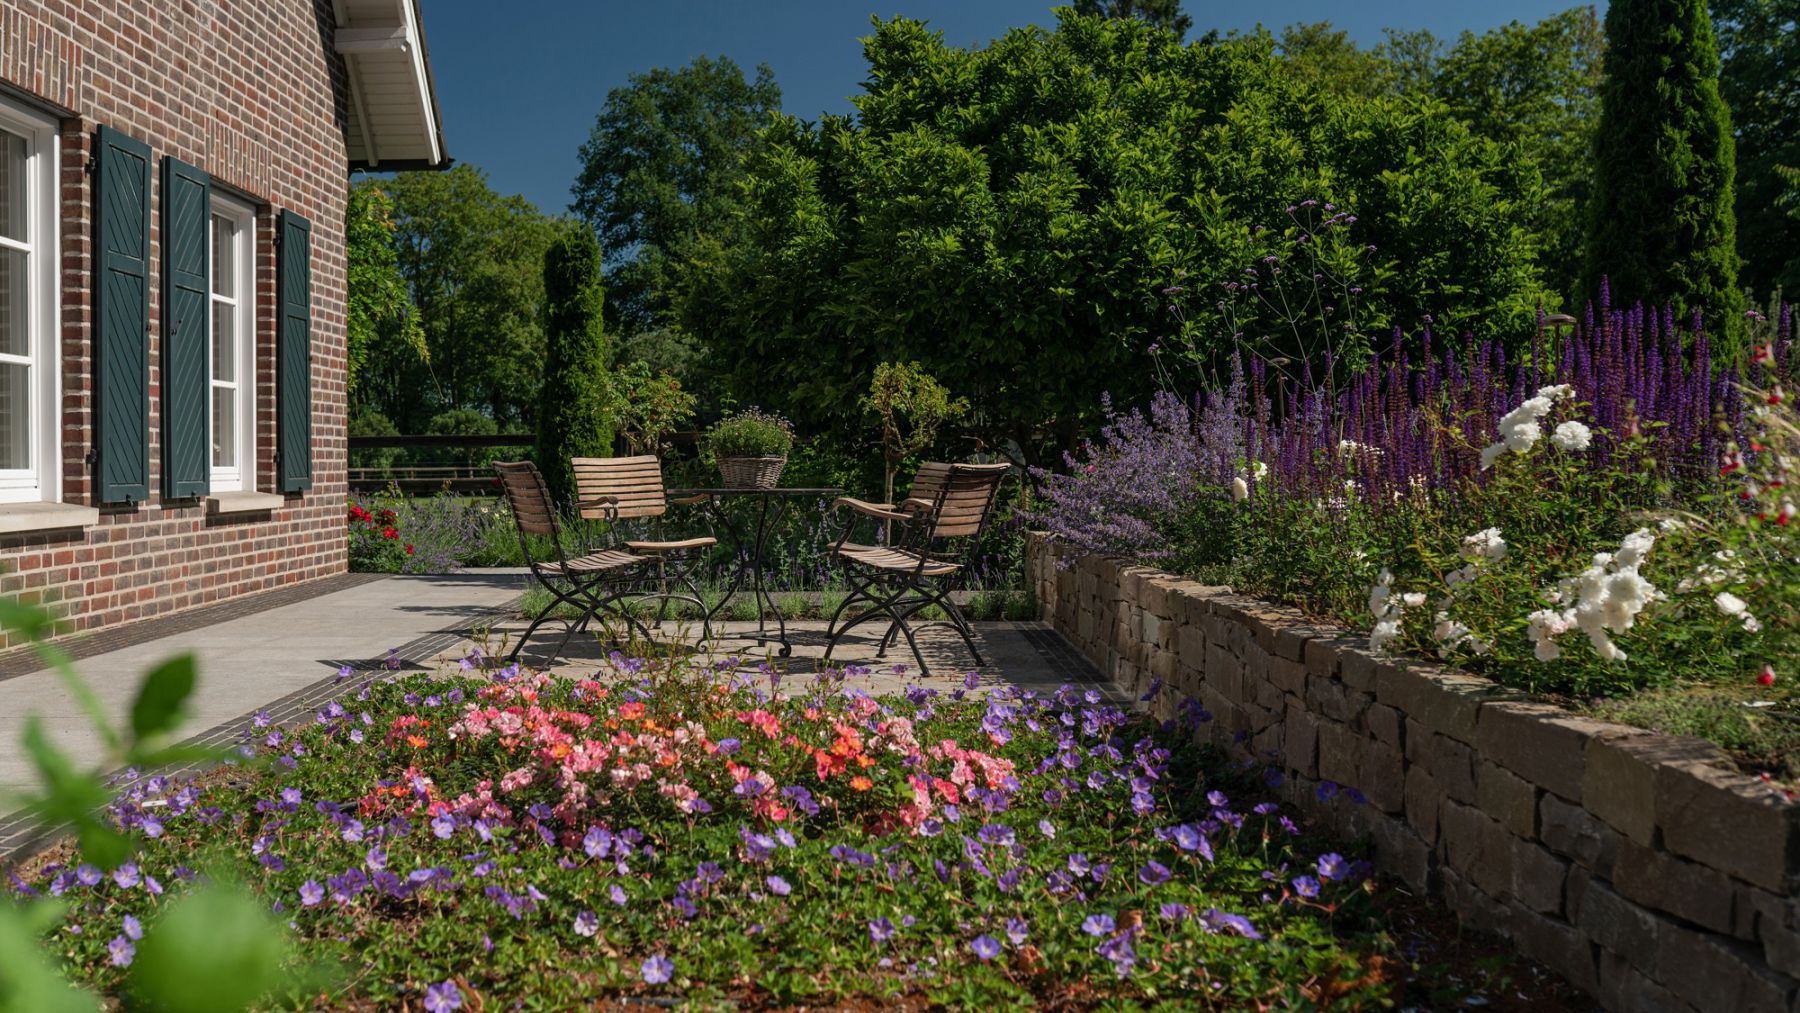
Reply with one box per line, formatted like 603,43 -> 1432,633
209,196 -> 255,492
0,101 -> 59,505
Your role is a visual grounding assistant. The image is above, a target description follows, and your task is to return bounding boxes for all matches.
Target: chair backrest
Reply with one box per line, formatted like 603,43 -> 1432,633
902,461 -> 953,509
571,455 -> 667,520
922,463 -> 1009,540
494,460 -> 560,536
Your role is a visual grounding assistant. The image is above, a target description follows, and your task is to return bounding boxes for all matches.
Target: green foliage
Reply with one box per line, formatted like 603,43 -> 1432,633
1275,22 -> 1400,98
571,56 -> 782,335
1433,7 -> 1604,300
861,362 -> 968,504
677,12 -> 1548,463
705,407 -> 794,459
608,361 -> 698,456
344,183 -> 423,398
1069,0 -> 1191,38
1714,0 -> 1800,298
1585,0 -> 1745,346
127,875 -> 295,1013
536,227 -> 615,507
356,166 -> 561,432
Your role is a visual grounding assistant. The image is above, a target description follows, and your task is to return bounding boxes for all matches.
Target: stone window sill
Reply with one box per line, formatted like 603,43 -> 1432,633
205,491 -> 286,516
0,501 -> 101,535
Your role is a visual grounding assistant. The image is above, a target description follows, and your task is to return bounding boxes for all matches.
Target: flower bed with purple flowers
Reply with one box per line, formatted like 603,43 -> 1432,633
1033,296 -> 1799,779
12,656 -> 1568,1009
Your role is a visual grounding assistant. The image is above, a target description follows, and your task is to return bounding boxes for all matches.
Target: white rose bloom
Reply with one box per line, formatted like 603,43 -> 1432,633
1460,527 -> 1507,562
1402,592 -> 1427,608
1551,420 -> 1592,451
1714,591 -> 1748,616
1502,419 -> 1543,453
1479,442 -> 1508,470
1231,476 -> 1249,503
1535,384 -> 1573,402
1613,528 -> 1655,570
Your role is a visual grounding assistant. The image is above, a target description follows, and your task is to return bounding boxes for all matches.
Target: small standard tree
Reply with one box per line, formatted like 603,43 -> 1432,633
1584,0 -> 1745,347
535,227 -> 613,507
862,361 -> 969,509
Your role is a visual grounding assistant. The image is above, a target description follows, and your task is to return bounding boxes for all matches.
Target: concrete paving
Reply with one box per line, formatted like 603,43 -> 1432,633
489,614 -> 1116,701
0,570 -> 527,799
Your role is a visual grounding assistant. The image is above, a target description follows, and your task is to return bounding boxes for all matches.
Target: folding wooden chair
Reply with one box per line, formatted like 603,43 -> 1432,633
570,456 -> 717,642
823,462 -> 1009,674
493,460 -> 657,664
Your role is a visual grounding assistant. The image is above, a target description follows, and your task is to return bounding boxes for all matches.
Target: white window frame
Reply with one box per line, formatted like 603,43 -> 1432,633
0,99 -> 60,506
208,195 -> 256,493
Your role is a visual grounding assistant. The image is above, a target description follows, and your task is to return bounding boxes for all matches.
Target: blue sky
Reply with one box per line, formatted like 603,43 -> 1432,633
414,1 -> 1604,216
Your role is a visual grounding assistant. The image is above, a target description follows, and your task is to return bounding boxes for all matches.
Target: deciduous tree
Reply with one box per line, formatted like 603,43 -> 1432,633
571,56 -> 781,336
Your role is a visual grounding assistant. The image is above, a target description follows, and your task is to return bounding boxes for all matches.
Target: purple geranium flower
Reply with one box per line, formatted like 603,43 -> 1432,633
1317,853 -> 1349,882
108,935 -> 135,967
1082,913 -> 1116,937
1292,875 -> 1321,898
641,955 -> 674,985
970,934 -> 1001,960
766,875 -> 791,897
422,981 -> 463,1012
574,910 -> 599,937
1138,861 -> 1172,886
299,880 -> 324,907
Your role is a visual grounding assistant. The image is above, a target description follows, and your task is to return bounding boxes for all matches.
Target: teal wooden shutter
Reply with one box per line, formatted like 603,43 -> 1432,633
160,156 -> 210,499
94,126 -> 152,504
277,210 -> 313,492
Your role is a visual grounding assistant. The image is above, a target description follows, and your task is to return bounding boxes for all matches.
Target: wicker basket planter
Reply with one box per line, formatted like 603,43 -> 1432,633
717,455 -> 786,490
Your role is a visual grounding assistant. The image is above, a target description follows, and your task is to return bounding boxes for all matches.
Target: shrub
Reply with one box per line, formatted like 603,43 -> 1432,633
1585,0 -> 1745,348
705,407 -> 794,459
347,492 -> 511,574
536,227 -> 614,507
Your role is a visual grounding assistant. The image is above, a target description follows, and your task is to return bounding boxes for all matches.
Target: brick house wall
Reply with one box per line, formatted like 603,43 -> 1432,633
0,0 -> 353,646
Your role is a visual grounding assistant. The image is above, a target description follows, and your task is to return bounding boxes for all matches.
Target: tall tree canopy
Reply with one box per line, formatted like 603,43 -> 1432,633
570,56 -> 782,336
1433,8 -> 1604,299
1069,0 -> 1191,38
354,166 -> 561,432
343,182 -> 422,400
1584,0 -> 1744,345
676,12 -> 1547,462
1714,0 -> 1800,297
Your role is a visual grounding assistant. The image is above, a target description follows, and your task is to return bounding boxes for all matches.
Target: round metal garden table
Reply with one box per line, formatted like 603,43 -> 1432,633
670,486 -> 843,656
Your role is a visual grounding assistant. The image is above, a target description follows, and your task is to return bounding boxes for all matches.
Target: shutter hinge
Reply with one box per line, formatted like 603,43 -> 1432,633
84,447 -> 97,467
82,150 -> 96,175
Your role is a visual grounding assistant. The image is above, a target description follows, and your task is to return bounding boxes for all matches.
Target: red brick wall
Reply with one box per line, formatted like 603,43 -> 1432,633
0,0 -> 351,645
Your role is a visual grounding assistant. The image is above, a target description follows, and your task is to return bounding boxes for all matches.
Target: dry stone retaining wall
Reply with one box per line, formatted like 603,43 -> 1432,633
1026,533 -> 1800,1012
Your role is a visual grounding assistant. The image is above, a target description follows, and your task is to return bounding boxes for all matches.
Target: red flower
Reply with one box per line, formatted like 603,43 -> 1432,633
1758,664 -> 1776,687
405,543 -> 416,555
383,526 -> 398,539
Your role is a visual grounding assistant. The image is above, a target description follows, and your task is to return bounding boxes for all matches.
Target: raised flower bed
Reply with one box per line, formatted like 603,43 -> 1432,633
1026,533 -> 1800,1012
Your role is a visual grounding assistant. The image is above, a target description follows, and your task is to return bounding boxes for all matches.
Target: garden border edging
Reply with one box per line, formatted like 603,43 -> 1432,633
1024,532 -> 1799,1013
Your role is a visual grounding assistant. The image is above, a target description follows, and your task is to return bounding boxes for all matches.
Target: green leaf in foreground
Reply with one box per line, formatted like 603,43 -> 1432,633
129,877 -> 293,1013
130,653 -> 198,747
0,899 -> 101,1013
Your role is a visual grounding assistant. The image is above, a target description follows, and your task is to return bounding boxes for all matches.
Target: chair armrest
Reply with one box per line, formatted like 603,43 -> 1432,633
834,497 -> 913,523
898,497 -> 935,515
670,493 -> 711,507
574,495 -> 620,520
